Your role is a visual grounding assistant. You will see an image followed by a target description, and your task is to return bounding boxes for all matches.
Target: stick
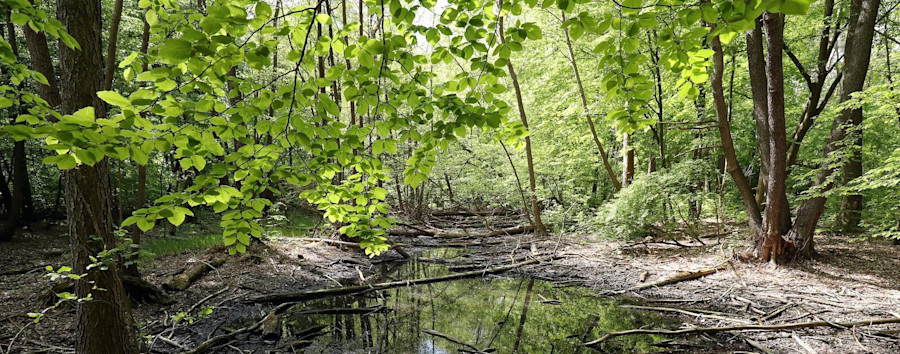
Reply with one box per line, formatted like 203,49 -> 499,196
423,329 -> 489,352
187,286 -> 230,314
157,336 -> 187,350
582,317 -> 900,346
248,256 -> 554,304
620,305 -> 751,324
626,261 -> 729,292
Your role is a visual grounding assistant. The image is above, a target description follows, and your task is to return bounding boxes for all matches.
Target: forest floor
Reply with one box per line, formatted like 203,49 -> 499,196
1,215 -> 899,353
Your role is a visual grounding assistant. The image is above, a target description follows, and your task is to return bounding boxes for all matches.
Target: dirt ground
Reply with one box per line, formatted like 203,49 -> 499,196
1,219 -> 899,353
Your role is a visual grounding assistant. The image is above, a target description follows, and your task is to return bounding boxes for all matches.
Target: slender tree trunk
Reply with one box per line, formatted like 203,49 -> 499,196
125,12 -> 152,277
59,0 -> 138,352
710,22 -> 763,239
102,0 -> 124,91
499,16 -> 547,236
788,0 -> 881,256
561,12 -> 621,191
621,133 -> 634,186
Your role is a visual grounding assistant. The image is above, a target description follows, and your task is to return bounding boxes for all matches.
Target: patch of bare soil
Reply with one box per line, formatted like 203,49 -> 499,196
0,226 -> 401,353
507,229 -> 900,353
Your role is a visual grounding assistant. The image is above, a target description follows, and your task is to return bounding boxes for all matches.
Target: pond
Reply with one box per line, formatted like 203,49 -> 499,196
281,248 -> 681,353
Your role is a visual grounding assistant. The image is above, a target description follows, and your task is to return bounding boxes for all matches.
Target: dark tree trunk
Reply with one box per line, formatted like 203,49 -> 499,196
622,133 -> 635,186
1,18 -> 32,241
788,0 -> 881,256
58,0 -> 139,352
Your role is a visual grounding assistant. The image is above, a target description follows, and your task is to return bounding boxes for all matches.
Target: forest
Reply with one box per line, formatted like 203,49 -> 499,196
1,0 -> 900,352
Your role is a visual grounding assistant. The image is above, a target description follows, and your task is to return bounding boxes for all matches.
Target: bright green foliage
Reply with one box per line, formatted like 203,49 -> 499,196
0,0 -> 823,254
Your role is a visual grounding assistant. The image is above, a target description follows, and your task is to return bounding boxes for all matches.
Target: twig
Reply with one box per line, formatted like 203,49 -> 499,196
423,328 -> 489,352
620,305 -> 751,324
157,336 -> 187,350
188,286 -> 230,314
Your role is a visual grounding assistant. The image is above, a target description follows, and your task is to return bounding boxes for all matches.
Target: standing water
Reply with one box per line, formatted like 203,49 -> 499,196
282,249 -> 679,353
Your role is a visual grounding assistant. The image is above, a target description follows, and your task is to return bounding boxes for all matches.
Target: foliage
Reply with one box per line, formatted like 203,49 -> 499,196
587,160 -> 714,239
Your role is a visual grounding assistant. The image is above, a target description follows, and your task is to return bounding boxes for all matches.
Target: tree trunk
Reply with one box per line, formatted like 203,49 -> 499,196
562,12 -> 621,191
622,133 -> 635,186
787,0 -> 881,256
125,14 -> 151,277
760,11 -> 790,262
499,16 -> 547,236
1,18 -> 31,241
58,0 -> 139,352
710,22 -> 763,239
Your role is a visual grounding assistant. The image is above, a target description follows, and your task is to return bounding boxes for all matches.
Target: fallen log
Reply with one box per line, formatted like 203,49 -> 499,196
626,261 -> 729,292
288,306 -> 385,315
300,237 -> 411,258
248,256 -> 554,304
430,209 -> 514,217
582,317 -> 900,346
163,257 -> 226,291
436,225 -> 535,238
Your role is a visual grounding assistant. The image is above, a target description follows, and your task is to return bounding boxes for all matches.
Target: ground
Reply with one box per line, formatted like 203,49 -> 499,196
1,218 -> 898,353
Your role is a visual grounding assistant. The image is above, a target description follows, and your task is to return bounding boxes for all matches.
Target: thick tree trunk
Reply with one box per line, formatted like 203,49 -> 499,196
788,0 -> 881,256
499,17 -> 547,236
58,0 -> 139,352
760,12 -> 790,262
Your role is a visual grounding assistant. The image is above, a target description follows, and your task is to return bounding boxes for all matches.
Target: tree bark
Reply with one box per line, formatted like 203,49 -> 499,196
58,0 -> 139,352
622,133 -> 635,186
562,12 -> 621,191
788,0 -> 881,256
760,11 -> 790,262
125,13 -> 151,278
1,18 -> 32,241
710,22 -> 763,238
499,16 -> 547,236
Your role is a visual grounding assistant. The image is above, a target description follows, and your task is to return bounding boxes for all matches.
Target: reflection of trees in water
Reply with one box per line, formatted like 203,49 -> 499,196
290,254 -> 672,353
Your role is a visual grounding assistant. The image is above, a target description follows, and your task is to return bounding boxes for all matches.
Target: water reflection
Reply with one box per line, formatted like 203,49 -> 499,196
285,249 -> 674,353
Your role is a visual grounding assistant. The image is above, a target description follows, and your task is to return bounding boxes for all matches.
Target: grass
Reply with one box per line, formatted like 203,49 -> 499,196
139,208 -> 322,259
142,233 -> 222,257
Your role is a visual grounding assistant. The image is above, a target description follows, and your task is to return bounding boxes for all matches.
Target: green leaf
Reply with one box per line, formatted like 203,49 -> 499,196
137,218 -> 155,232
97,91 -> 130,107
57,154 -> 77,170
159,39 -> 193,64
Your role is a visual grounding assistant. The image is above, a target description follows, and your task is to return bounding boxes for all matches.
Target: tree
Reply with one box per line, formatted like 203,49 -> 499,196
58,0 -> 138,351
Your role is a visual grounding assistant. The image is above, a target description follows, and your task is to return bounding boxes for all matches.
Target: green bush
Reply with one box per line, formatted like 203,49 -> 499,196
587,160 -> 714,239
